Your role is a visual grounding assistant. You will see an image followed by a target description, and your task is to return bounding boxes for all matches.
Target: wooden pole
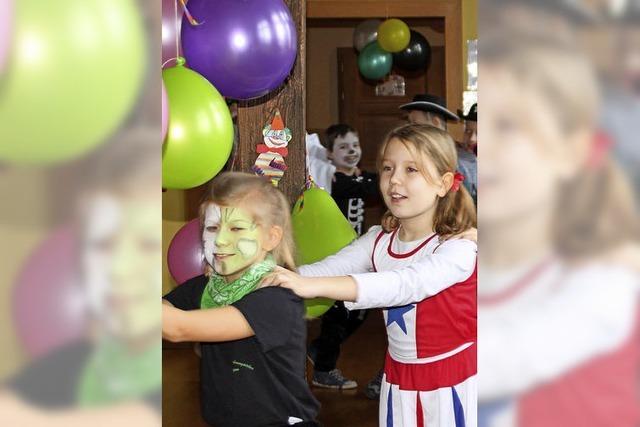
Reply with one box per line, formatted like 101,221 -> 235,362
235,0 -> 306,207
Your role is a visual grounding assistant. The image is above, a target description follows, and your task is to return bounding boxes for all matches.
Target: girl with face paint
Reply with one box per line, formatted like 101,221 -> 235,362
162,172 -> 319,427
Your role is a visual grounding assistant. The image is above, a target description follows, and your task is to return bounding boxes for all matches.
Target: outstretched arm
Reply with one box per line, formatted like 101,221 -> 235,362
266,239 -> 477,309
261,266 -> 358,301
162,304 -> 254,343
298,226 -> 380,277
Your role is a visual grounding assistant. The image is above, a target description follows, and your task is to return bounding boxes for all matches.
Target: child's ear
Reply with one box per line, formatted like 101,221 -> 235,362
263,225 -> 283,251
439,172 -> 454,197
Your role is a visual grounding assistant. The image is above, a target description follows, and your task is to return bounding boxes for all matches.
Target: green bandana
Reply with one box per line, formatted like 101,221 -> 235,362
76,337 -> 161,407
201,256 -> 276,309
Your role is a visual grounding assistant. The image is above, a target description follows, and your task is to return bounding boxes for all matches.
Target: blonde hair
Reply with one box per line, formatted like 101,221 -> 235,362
377,124 -> 477,236
199,172 -> 296,276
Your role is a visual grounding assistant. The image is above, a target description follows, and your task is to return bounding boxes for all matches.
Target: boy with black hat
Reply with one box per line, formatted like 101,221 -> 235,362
459,103 -> 478,155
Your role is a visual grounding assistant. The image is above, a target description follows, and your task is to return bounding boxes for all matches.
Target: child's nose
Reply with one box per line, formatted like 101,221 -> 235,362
215,233 -> 230,247
390,170 -> 402,185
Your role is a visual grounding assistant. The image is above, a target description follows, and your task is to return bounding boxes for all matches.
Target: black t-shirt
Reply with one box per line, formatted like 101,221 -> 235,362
7,340 -> 161,412
164,276 -> 320,427
331,171 -> 379,236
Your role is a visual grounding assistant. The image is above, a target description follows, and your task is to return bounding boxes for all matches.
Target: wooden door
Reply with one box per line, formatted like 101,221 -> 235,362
337,46 -> 445,172
337,44 -> 445,230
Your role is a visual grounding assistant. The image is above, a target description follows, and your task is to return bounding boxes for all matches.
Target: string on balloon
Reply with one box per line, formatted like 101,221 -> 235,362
161,0 -> 203,69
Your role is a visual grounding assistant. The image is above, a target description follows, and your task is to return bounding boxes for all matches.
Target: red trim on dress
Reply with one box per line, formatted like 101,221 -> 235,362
385,344 -> 477,391
371,230 -> 386,272
387,228 -> 438,259
478,258 -> 553,306
417,392 -> 424,427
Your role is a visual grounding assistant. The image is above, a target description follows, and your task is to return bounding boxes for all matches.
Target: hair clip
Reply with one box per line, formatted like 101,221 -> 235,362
450,171 -> 465,192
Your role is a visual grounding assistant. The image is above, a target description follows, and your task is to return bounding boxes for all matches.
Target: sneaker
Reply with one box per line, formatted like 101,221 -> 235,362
312,369 -> 358,390
306,342 -> 318,366
364,369 -> 383,399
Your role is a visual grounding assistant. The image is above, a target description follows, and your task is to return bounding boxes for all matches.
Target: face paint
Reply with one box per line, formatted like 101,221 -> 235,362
330,131 -> 362,170
202,204 -> 264,280
84,193 -> 162,341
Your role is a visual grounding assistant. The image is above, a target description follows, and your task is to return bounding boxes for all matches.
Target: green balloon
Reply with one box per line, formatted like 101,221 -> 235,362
292,187 -> 358,318
0,0 -> 145,164
162,60 -> 233,189
358,41 -> 393,80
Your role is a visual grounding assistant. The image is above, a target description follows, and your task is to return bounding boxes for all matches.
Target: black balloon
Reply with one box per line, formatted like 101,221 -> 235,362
393,30 -> 431,72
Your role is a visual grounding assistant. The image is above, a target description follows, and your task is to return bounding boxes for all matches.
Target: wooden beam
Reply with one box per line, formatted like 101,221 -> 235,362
235,0 -> 306,206
307,0 -> 454,18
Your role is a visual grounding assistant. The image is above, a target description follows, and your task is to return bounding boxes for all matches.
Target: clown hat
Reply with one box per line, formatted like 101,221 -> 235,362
270,111 -> 285,130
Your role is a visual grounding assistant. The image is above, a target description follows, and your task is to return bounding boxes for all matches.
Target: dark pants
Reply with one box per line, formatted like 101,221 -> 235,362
311,301 -> 369,372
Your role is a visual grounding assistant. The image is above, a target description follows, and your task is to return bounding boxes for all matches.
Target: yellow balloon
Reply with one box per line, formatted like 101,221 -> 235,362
377,19 -> 410,53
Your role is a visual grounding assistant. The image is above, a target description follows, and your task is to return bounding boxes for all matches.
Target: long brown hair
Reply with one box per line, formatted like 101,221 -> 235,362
378,124 -> 477,237
483,32 -> 639,259
199,172 -> 296,276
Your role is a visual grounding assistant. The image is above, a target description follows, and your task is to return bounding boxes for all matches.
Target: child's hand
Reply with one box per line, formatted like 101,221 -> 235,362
260,266 -> 319,299
451,227 -> 477,243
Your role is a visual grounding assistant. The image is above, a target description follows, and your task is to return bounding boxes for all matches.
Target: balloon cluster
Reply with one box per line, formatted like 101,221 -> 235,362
161,0 -> 298,189
354,18 -> 432,80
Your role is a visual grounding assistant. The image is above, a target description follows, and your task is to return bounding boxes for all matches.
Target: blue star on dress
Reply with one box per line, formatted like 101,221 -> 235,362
386,304 -> 415,334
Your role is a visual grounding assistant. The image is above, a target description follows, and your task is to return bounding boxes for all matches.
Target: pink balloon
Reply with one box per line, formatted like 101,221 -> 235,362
13,227 -> 86,358
162,0 -> 184,67
167,219 -> 204,285
161,80 -> 169,142
0,0 -> 13,73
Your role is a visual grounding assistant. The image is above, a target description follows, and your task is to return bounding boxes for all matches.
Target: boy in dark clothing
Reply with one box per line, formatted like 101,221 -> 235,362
307,124 -> 379,389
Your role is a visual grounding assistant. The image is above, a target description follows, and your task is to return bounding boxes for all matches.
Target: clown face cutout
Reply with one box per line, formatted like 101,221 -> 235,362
329,131 -> 362,171
262,111 -> 292,149
202,204 -> 264,280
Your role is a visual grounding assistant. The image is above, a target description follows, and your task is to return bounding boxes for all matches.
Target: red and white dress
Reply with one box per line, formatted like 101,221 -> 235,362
478,257 -> 640,427
300,226 -> 478,427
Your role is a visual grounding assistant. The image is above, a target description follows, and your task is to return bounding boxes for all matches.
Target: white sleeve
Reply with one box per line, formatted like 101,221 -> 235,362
345,239 -> 477,309
479,265 -> 640,402
298,226 -> 381,278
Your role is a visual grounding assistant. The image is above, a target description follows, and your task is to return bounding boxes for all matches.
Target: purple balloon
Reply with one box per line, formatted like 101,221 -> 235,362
181,0 -> 298,100
162,0 -> 184,67
161,80 -> 169,143
167,219 -> 204,285
0,0 -> 12,73
13,228 -> 86,358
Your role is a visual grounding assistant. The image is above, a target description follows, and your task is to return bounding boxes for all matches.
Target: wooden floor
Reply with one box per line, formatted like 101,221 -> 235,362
163,309 -> 388,426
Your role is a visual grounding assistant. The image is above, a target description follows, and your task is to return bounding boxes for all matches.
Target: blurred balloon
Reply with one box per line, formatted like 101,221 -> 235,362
162,59 -> 233,189
292,186 -> 357,318
181,0 -> 297,100
377,18 -> 411,53
161,80 -> 169,143
358,41 -> 393,80
353,19 -> 381,52
13,227 -> 86,358
393,30 -> 432,72
162,0 -> 183,66
167,219 -> 204,285
0,0 -> 145,164
0,0 -> 12,74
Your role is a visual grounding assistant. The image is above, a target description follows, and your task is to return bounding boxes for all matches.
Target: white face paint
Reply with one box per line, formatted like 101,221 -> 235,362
329,131 -> 362,170
202,204 -> 222,268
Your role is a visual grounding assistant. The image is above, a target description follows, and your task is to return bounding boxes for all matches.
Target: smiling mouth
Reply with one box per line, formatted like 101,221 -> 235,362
344,156 -> 358,163
214,253 -> 235,260
389,192 -> 407,202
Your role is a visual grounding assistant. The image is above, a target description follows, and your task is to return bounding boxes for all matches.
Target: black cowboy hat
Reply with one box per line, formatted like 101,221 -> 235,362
399,94 -> 460,122
457,103 -> 477,122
